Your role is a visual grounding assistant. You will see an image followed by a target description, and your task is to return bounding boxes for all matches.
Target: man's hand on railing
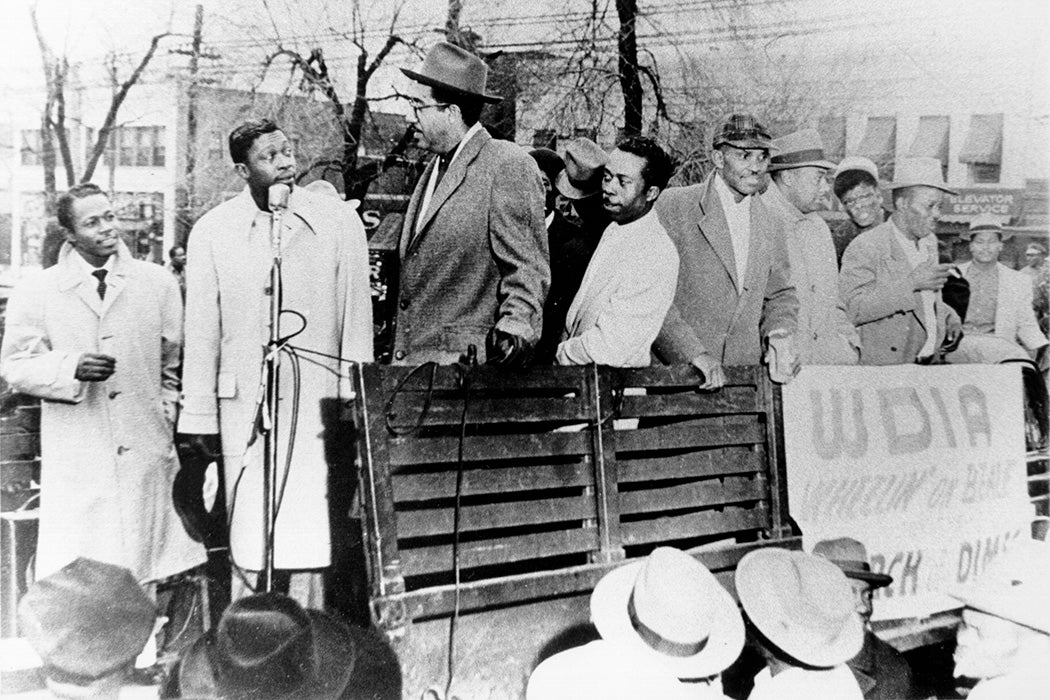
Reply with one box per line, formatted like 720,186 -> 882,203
486,328 -> 534,371
691,351 -> 725,390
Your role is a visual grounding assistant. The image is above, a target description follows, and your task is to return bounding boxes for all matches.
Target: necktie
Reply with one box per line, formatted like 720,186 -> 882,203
434,150 -> 454,188
92,269 -> 108,300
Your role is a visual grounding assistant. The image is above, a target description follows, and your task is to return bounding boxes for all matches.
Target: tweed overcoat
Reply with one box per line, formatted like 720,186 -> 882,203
958,261 -> 1048,352
839,220 -> 956,365
178,187 -> 373,570
1,241 -> 205,582
652,174 -> 799,367
393,127 -> 549,364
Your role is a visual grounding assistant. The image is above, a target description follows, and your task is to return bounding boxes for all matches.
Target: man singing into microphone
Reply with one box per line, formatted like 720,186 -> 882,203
177,119 -> 373,606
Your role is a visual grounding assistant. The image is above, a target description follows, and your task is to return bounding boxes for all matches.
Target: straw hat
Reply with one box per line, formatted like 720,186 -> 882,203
812,537 -> 893,589
556,138 -> 607,200
950,538 -> 1050,635
735,548 -> 863,668
590,547 -> 744,679
958,212 -> 1013,241
768,129 -> 835,172
401,42 -> 501,103
889,156 -> 957,195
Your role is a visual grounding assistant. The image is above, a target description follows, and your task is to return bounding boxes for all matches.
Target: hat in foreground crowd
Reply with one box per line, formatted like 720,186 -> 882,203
18,558 -> 157,696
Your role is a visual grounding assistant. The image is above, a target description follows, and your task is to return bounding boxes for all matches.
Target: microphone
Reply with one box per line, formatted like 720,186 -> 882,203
268,183 -> 290,212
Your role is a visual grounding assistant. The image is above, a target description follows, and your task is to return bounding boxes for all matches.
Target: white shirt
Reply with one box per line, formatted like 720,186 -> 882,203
556,208 -> 679,367
713,173 -> 752,293
72,248 -> 115,280
417,121 -> 484,233
748,665 -> 863,700
891,222 -> 939,359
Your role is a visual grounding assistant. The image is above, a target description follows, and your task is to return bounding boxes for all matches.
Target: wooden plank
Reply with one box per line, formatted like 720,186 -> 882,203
397,494 -> 597,537
379,364 -> 589,393
618,448 -> 763,482
614,420 -> 763,452
615,365 -> 762,389
401,527 -> 599,576
385,395 -> 591,427
618,387 -> 760,418
388,430 -> 592,465
621,504 -> 769,545
0,433 -> 40,459
618,475 -> 767,515
392,461 -> 594,501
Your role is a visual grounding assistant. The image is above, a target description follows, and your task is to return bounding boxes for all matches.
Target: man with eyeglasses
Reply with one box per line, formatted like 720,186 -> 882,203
652,114 -> 799,389
830,157 -> 887,268
394,42 -> 549,367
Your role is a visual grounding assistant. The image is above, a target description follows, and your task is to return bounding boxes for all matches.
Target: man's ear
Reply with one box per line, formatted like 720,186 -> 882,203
710,148 -> 725,171
645,185 -> 661,205
234,162 -> 249,182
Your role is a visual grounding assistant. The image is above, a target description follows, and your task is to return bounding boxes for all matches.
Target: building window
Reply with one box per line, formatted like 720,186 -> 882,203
114,126 -> 166,167
969,163 -> 1002,184
21,130 -> 43,166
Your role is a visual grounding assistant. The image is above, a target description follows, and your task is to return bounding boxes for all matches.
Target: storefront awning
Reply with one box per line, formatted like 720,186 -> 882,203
818,116 -> 846,161
856,116 -> 897,164
958,114 -> 1003,164
909,116 -> 949,163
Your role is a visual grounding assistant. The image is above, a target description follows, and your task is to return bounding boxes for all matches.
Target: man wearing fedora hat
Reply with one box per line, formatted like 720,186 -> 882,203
813,537 -> 922,699
764,128 -> 860,365
653,113 -> 799,389
735,547 -> 864,699
831,157 -> 887,267
944,213 -> 1048,366
949,537 -> 1050,699
840,156 -> 963,365
582,546 -> 743,694
394,41 -> 549,367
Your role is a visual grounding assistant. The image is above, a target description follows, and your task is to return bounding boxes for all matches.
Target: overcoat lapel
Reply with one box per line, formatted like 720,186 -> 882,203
400,158 -> 435,259
56,245 -> 103,316
887,228 -> 928,334
696,177 -> 739,292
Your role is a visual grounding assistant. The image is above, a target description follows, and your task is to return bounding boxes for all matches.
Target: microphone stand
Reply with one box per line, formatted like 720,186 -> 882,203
262,184 -> 289,591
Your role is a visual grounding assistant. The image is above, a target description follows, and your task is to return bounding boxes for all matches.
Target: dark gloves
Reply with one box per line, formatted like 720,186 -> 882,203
173,433 -> 222,543
485,328 -> 534,371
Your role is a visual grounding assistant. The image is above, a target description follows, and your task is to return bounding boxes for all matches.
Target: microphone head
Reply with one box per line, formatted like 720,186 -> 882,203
268,183 -> 291,212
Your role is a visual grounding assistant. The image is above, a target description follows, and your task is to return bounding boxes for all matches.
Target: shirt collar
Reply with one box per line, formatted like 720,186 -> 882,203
446,122 -> 484,167
714,172 -> 750,209
72,248 -> 116,280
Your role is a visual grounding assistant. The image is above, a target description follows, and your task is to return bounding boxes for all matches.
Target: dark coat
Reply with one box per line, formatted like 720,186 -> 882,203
393,127 -> 549,364
848,630 -> 923,700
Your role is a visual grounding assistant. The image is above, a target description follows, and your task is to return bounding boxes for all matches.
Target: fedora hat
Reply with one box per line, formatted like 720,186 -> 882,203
834,156 -> 879,183
590,547 -> 744,679
526,640 -> 693,700
812,538 -> 892,588
18,558 -> 157,683
768,129 -> 835,172
177,592 -> 400,700
735,548 -> 863,668
889,156 -> 957,195
529,148 -> 565,184
401,41 -> 501,104
950,538 -> 1050,634
712,113 -> 774,151
556,138 -> 607,200
959,212 -> 1013,241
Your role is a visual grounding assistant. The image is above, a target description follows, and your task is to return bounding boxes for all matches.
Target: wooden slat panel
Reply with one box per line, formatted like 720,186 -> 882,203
1,433 -> 40,459
621,504 -> 769,545
379,365 -> 589,393
618,475 -> 766,515
618,387 -> 759,418
397,494 -> 596,537
401,527 -> 598,576
392,461 -> 594,501
385,395 -> 591,427
388,430 -> 592,465
614,420 -> 763,452
613,365 -> 761,389
618,448 -> 763,482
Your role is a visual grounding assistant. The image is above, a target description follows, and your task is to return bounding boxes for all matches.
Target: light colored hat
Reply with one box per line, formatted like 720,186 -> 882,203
305,179 -> 341,199
526,640 -> 693,700
401,41 -> 501,103
768,129 -> 835,172
889,156 -> 958,195
735,548 -> 863,668
556,138 -> 607,200
590,547 -> 744,679
812,537 -> 893,589
950,538 -> 1050,634
959,212 -> 1013,241
833,156 -> 879,183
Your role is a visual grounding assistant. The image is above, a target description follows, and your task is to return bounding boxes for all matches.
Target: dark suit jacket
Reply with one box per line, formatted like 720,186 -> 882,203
848,631 -> 923,700
652,173 -> 798,366
393,127 -> 549,364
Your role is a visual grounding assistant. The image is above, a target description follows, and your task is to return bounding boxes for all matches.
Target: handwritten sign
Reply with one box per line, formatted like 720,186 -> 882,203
783,365 -> 1030,620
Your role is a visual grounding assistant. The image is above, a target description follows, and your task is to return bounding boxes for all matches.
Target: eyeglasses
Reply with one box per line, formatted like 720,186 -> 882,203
841,191 -> 880,208
408,99 -> 449,115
